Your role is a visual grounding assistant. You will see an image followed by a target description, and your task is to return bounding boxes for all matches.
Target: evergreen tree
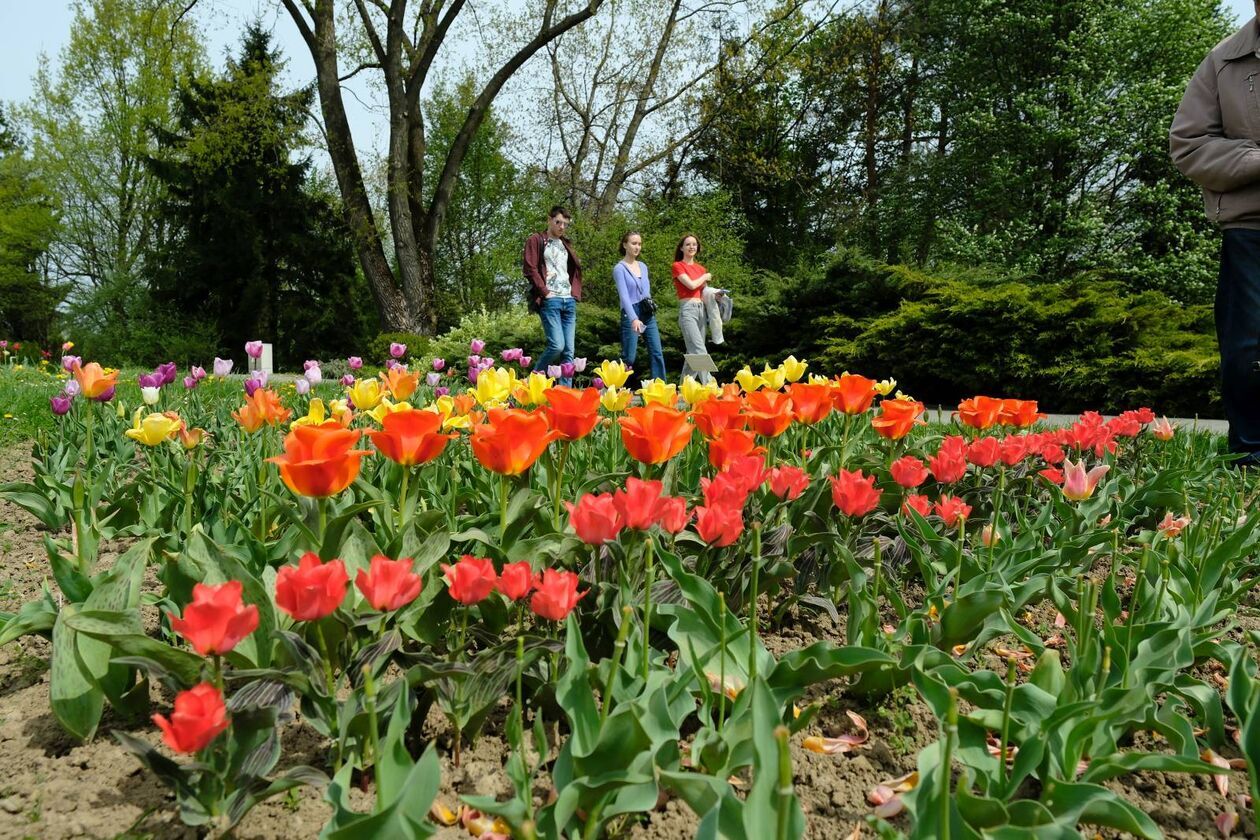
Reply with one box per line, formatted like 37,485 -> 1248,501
149,24 -> 375,366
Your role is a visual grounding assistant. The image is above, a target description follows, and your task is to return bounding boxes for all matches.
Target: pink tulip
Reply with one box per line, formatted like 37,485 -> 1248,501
245,340 -> 263,359
470,339 -> 486,354
1061,458 -> 1109,501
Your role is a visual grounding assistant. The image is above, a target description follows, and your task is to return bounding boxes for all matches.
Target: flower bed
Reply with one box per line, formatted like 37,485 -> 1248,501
0,344 -> 1254,839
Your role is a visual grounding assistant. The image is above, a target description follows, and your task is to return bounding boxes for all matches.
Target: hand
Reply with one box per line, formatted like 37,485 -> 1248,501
632,319 -> 645,334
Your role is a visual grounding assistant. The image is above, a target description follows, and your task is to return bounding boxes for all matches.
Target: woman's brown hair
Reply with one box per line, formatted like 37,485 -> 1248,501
619,231 -> 642,257
674,233 -> 702,262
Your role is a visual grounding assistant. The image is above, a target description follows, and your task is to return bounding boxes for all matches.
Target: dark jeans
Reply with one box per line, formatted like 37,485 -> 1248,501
534,296 -> 576,386
620,301 -> 667,382
1218,229 -> 1260,460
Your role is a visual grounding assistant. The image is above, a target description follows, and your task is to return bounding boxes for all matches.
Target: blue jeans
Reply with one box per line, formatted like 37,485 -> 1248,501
1218,230 -> 1260,462
620,301 -> 667,382
534,296 -> 576,386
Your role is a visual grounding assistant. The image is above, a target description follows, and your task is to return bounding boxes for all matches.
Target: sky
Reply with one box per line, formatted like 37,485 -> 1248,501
0,0 -> 1257,157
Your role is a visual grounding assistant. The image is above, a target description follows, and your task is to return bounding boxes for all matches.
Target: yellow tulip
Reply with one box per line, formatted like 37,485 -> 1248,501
513,371 -> 554,406
638,378 -> 678,407
760,364 -> 787,392
781,355 -> 808,383
347,378 -> 384,411
594,359 -> 631,389
600,386 -> 633,413
366,398 -> 414,425
876,377 -> 897,396
125,410 -> 183,447
469,366 -> 516,407
894,389 -> 916,402
735,366 -> 766,393
808,373 -> 832,387
328,399 -> 353,425
680,376 -> 719,406
292,398 -> 329,428
441,413 -> 476,431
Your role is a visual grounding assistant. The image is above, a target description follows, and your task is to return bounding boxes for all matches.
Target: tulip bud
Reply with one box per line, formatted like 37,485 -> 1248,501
141,386 -> 160,405
182,376 -> 197,390
244,378 -> 261,397
213,357 -> 233,377
295,377 -> 311,395
434,386 -> 449,397
981,524 -> 1002,547
519,355 -> 532,367
389,342 -> 406,359
191,365 -> 207,381
245,340 -> 263,359
572,357 -> 587,373
347,356 -> 363,370
561,362 -> 576,379
426,372 -> 441,387
431,357 -> 446,371
50,394 -> 73,416
470,338 -> 486,354
64,379 -> 81,397
340,374 -> 355,387
305,365 -> 322,385
61,354 -> 81,372
547,365 -> 563,378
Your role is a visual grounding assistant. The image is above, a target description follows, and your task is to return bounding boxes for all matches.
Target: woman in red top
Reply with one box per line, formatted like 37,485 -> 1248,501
672,233 -> 713,383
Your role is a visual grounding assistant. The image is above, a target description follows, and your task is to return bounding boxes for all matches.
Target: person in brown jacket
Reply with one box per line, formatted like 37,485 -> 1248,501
1171,7 -> 1260,466
522,205 -> 583,387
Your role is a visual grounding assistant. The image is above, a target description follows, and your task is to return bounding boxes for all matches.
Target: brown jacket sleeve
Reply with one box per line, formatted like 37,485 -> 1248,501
523,234 -> 548,299
1170,55 -> 1260,193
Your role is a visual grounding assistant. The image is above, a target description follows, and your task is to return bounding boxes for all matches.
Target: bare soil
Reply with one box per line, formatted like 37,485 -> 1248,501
0,448 -> 1245,838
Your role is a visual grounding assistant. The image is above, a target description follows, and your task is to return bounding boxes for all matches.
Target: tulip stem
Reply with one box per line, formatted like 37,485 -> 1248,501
602,607 -> 633,726
315,621 -> 336,697
212,654 -> 223,693
552,442 -> 570,530
363,664 -> 382,809
641,535 -> 655,684
318,497 -> 329,555
940,688 -> 958,840
717,594 -> 727,730
500,474 -> 510,542
774,726 -> 793,840
397,467 -> 410,534
748,522 -> 761,684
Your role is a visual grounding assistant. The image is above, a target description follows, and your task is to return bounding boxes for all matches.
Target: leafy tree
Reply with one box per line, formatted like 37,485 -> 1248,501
145,25 -> 375,367
0,106 -> 64,344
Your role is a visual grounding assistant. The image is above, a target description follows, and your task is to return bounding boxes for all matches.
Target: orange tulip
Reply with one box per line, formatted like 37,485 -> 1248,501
692,396 -> 746,440
73,361 -> 119,400
872,397 -> 925,440
744,390 -> 793,438
542,386 -> 601,441
379,366 -> 419,401
997,399 -> 1045,428
831,373 -> 878,415
957,396 -> 1003,430
452,393 -> 478,416
470,407 -> 561,475
268,424 -> 372,497
787,382 -> 833,425
232,388 -> 293,433
366,408 -> 456,467
707,428 -> 765,471
618,403 -> 693,464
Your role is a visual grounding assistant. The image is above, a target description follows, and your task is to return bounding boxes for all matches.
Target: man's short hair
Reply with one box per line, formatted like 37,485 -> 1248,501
549,205 -> 571,220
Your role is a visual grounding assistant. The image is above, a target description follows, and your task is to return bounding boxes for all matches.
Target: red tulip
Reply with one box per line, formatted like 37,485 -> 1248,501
786,382 -> 832,425
902,493 -> 932,518
957,396 -> 1003,430
967,437 -> 1001,468
998,435 -> 1027,466
355,554 -> 423,612
691,396 -> 746,440
768,465 -> 810,500
497,561 -> 535,601
152,683 -> 229,754
614,477 -> 667,530
933,495 -> 972,528
566,493 -> 624,544
168,581 -> 259,656
830,469 -> 881,517
275,553 -> 349,621
707,429 -> 764,471
872,398 -> 925,440
542,386 -> 602,441
724,453 -> 771,494
694,503 -> 744,547
889,455 -> 929,489
928,436 -> 968,484
530,569 -> 586,621
658,496 -> 691,534
442,555 -> 498,605
366,409 -> 456,467
700,471 -> 752,510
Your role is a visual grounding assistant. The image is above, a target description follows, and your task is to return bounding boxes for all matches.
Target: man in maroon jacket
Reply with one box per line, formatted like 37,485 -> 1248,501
522,206 -> 583,386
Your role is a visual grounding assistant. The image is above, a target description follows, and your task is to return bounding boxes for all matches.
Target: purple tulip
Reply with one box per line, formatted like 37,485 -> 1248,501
572,357 -> 587,373
468,355 -> 481,369
470,339 -> 486,354
303,359 -> 318,371
245,340 -> 263,359
183,376 -> 197,389
64,379 -> 81,397
244,378 -> 261,397
340,374 -> 355,387
251,370 -> 269,387
50,394 -> 72,416
592,377 -> 605,390
156,362 -> 177,385
0,341 -> 7,349
561,362 -> 576,379
431,358 -> 446,371
138,372 -> 162,388
61,354 -> 81,372
426,372 -> 441,387
295,377 -> 311,396
434,386 -> 450,397
547,365 -> 563,379
305,366 -> 323,385
384,359 -> 399,372
192,365 -> 207,381
389,342 -> 406,359
348,356 -> 363,370
479,357 -> 495,370
213,357 -> 233,377
501,348 -> 522,362
94,386 -> 115,403
519,356 -> 532,368
468,367 -> 480,384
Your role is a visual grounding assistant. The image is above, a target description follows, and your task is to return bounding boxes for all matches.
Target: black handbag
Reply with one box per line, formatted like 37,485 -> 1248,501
638,297 -> 658,319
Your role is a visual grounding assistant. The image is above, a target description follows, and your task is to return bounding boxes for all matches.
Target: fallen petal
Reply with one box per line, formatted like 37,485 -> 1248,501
1203,749 -> 1231,798
1217,810 -> 1239,837
867,784 -> 895,806
873,796 -> 905,819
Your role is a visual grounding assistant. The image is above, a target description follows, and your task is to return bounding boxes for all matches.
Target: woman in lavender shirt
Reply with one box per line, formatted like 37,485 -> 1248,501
614,232 -> 667,382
